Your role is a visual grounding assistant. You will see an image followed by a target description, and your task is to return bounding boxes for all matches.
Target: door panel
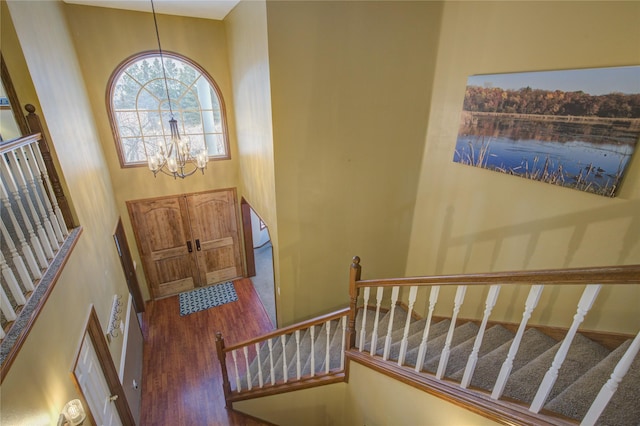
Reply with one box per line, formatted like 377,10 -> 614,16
73,307 -> 134,425
187,190 -> 243,287
127,189 -> 243,300
128,197 -> 195,299
75,336 -> 123,426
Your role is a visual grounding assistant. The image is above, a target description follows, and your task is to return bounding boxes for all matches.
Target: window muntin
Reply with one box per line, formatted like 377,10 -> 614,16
108,52 -> 229,167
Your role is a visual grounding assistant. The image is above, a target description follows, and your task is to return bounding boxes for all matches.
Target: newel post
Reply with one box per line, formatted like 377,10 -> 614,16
24,104 -> 75,229
215,332 -> 233,408
346,256 -> 361,351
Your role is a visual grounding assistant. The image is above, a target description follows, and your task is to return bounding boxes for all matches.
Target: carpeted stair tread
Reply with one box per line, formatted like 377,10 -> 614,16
247,333 -> 291,386
354,307 -> 379,349
449,327 -> 558,391
401,319 -> 451,367
403,321 -> 479,373
362,307 -> 410,353
320,318 -> 347,373
503,333 -> 610,405
379,317 -> 431,362
595,347 -> 640,426
284,328 -> 314,380
544,339 -> 640,425
373,311 -> 422,351
359,308 -> 389,353
427,324 -> 515,380
302,320 -> 341,377
418,322 -> 480,373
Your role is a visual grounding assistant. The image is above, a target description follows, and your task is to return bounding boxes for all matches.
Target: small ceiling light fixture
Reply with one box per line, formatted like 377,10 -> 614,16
146,0 -> 208,179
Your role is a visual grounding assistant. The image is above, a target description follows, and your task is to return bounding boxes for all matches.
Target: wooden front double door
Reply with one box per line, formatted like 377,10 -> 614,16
127,188 -> 243,300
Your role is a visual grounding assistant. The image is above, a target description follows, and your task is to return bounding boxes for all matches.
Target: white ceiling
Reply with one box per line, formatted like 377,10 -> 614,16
62,0 -> 241,21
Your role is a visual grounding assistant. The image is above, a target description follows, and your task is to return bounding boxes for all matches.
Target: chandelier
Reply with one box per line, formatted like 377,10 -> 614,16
147,0 -> 208,179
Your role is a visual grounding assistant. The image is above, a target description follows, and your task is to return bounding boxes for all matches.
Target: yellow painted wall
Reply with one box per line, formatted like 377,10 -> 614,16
405,1 -> 640,333
1,1 -> 129,424
235,362 -> 499,426
235,382 -> 348,426
62,3 -> 241,301
265,0 -> 443,324
225,0 -> 281,323
0,1 -> 76,224
346,362 -> 498,426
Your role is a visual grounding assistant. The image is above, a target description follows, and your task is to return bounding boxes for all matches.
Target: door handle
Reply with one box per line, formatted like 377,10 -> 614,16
187,241 -> 193,253
195,239 -> 201,251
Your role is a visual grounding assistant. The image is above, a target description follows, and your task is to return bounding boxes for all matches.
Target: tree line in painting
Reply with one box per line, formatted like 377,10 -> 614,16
463,86 -> 640,118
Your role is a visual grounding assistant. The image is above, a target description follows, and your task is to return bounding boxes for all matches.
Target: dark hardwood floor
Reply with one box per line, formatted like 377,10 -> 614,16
139,278 -> 276,425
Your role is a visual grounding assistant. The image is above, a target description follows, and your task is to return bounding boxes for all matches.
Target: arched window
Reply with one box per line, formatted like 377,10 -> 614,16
107,51 -> 230,167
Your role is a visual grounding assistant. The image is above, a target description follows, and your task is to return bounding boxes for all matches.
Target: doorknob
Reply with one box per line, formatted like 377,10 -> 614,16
196,239 -> 201,251
109,394 -> 118,402
187,241 -> 193,253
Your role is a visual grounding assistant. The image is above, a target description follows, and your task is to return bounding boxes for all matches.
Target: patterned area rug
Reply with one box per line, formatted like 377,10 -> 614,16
179,281 -> 238,316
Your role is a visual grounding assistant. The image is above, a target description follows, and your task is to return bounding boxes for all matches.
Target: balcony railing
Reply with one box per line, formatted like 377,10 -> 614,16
0,106 -> 79,381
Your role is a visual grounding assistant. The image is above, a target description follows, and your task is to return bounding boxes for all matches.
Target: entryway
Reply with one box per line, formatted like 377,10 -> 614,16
241,199 -> 276,327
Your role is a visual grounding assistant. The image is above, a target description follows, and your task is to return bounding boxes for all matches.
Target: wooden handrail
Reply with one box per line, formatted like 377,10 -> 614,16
0,132 -> 41,154
354,262 -> 640,288
222,307 -> 350,353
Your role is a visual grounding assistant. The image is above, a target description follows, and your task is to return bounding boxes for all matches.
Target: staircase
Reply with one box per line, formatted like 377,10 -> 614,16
216,260 -> 640,426
353,305 -> 640,425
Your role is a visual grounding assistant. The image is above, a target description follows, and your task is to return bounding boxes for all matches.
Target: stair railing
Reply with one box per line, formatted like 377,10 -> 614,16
0,106 -> 79,382
346,256 -> 640,425
215,307 -> 350,407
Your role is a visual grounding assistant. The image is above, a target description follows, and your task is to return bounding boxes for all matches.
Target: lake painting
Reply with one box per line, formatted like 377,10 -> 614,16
453,66 -> 640,197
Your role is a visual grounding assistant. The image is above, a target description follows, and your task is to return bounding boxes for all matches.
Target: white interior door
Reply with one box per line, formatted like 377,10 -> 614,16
75,334 -> 123,426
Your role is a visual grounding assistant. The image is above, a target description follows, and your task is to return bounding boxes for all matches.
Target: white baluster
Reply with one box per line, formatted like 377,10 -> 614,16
0,325 -> 5,339
295,330 -> 301,380
0,219 -> 33,290
268,338 -> 275,385
383,286 -> 400,361
436,285 -> 467,379
16,147 -> 59,251
0,158 -> 48,268
0,283 -> 17,322
243,346 -> 252,390
415,286 -> 440,372
341,316 -> 347,370
461,285 -> 501,387
310,325 -> 316,376
0,177 -> 42,277
28,142 -> 67,237
5,150 -> 54,260
231,349 -> 241,392
255,342 -> 263,388
281,334 -> 288,383
325,320 -> 332,373
582,331 -> 640,426
530,284 -> 601,413
398,286 -> 418,365
370,287 -> 384,356
0,252 -> 26,305
358,286 -> 370,351
492,284 -> 544,399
